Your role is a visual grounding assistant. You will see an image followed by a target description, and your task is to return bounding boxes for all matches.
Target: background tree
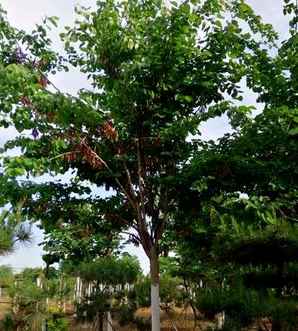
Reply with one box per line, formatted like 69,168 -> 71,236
71,254 -> 141,331
2,267 -> 73,331
0,265 -> 13,298
170,3 -> 298,328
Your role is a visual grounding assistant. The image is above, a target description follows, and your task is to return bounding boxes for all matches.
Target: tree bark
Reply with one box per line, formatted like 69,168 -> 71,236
95,312 -> 104,331
150,247 -> 161,331
106,311 -> 113,331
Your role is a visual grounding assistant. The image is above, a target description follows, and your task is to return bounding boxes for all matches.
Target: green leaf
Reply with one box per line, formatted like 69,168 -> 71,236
289,127 -> 298,135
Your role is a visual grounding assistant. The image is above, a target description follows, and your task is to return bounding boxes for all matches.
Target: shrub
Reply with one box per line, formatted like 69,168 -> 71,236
118,304 -> 135,326
196,285 -> 267,326
0,313 -> 15,331
47,317 -> 69,331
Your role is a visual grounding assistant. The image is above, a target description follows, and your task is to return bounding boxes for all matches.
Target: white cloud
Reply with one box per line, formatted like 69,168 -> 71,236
1,0 -> 95,30
247,0 -> 288,38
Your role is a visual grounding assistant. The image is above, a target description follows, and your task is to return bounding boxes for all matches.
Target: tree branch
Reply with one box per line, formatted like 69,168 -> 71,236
38,69 -> 99,112
136,138 -> 146,223
155,188 -> 169,242
134,137 -> 153,255
107,213 -> 138,231
122,231 -> 141,244
79,139 -> 138,212
123,161 -> 138,202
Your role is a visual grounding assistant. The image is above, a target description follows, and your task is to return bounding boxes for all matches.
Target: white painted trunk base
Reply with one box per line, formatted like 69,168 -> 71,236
216,311 -> 225,329
151,283 -> 161,331
107,311 -> 113,331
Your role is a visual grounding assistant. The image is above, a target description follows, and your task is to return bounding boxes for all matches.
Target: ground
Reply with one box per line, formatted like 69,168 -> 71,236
0,297 -> 10,321
0,300 -> 276,330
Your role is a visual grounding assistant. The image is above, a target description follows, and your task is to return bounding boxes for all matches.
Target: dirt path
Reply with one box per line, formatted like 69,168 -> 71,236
0,298 -> 11,320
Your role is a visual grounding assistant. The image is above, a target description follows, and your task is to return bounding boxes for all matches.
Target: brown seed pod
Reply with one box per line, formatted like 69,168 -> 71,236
20,96 -> 32,107
78,141 -> 104,170
64,151 -> 78,162
38,76 -> 48,88
101,120 -> 118,141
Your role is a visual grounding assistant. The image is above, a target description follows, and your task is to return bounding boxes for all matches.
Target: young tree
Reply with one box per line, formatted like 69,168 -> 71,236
0,265 -> 13,298
0,1 -> 277,329
0,208 -> 32,256
5,267 -> 72,331
73,254 -> 141,331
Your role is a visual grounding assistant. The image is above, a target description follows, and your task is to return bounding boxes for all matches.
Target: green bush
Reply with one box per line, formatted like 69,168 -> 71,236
47,317 -> 69,331
160,275 -> 182,305
134,277 -> 151,307
134,275 -> 182,308
118,304 -> 135,326
270,301 -> 298,331
213,317 -> 242,331
134,316 -> 151,331
0,313 -> 15,331
196,286 -> 267,326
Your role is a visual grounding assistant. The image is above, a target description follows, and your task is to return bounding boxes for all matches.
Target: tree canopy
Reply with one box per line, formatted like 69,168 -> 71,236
0,0 -> 295,330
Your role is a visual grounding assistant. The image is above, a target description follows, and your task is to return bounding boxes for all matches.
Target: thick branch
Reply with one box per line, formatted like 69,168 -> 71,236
136,138 -> 146,222
155,188 -> 169,242
123,161 -> 138,204
134,137 -> 154,255
122,231 -> 141,244
107,213 -> 138,231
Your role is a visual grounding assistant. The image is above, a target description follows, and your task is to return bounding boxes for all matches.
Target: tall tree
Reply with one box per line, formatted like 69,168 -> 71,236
0,1 -> 277,329
171,2 -> 298,328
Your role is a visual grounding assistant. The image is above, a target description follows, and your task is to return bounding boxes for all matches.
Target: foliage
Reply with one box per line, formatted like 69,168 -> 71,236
77,254 -> 141,286
134,316 -> 151,331
0,208 -> 32,256
0,0 -> 278,278
0,265 -> 13,288
3,267 -> 74,331
196,285 -> 268,324
133,273 -> 182,308
0,313 -> 15,331
0,0 -> 295,329
47,316 -> 69,331
118,303 -> 135,326
73,254 -> 141,330
170,3 -> 298,327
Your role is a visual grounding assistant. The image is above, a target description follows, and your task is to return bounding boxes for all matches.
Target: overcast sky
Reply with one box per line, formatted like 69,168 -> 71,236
0,0 -> 289,273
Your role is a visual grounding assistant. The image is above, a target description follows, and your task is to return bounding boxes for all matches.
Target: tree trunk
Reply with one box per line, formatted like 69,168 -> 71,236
150,247 -> 161,331
95,312 -> 104,331
106,311 -> 113,331
216,311 -> 225,330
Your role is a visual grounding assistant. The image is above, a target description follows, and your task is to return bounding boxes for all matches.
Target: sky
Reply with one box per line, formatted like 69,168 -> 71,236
0,0 -> 289,273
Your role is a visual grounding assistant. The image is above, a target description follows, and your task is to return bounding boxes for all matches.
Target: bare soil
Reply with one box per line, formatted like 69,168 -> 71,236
0,297 -> 11,320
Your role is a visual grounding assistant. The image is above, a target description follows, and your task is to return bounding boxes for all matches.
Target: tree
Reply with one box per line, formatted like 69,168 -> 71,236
72,254 -> 141,331
170,3 -> 298,328
3,267 -> 73,331
0,208 -> 32,256
0,265 -> 13,298
171,106 -> 298,328
0,1 -> 277,329
35,184 -> 122,266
